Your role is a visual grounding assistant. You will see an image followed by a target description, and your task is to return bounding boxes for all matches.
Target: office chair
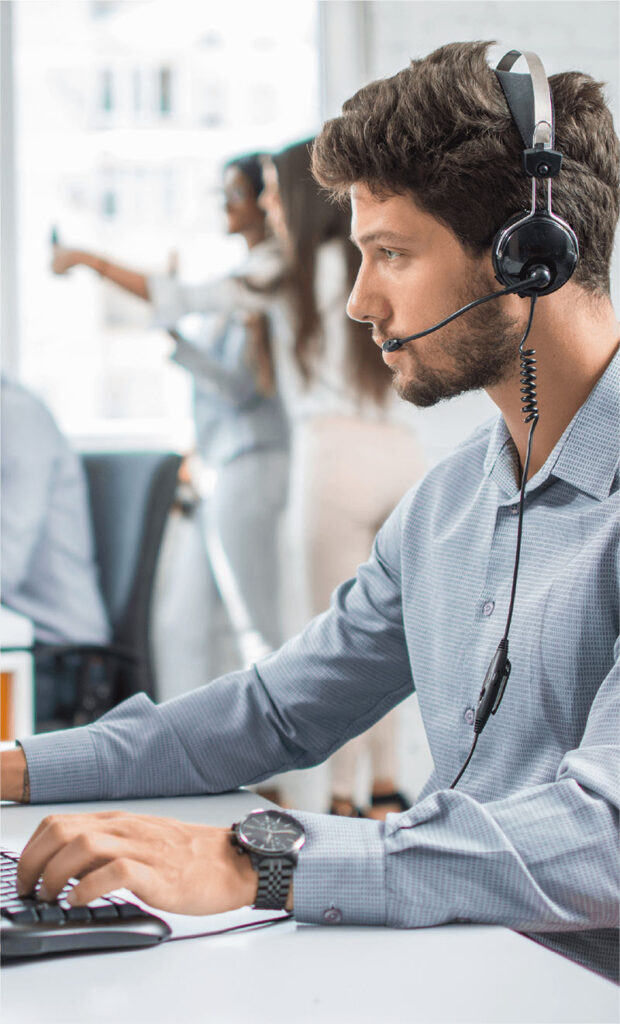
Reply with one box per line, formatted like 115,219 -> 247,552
35,450 -> 182,727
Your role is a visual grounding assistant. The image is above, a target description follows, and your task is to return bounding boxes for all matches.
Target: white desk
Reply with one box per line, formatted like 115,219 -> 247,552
2,793 -> 617,1024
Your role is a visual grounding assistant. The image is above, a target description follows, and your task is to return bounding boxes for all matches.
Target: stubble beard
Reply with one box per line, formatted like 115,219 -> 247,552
390,283 -> 524,408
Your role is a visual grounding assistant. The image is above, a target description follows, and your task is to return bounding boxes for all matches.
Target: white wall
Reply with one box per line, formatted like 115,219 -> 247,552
319,0 -> 620,463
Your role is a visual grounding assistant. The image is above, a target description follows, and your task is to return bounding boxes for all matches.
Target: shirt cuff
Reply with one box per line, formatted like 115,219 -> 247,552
290,811 -> 387,926
19,727 -> 101,804
146,274 -> 182,327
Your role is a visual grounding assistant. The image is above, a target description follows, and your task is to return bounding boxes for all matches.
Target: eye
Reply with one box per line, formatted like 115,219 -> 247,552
381,248 -> 400,261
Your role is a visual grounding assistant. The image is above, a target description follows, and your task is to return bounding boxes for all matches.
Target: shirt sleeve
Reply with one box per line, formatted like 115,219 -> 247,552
147,274 -> 268,328
169,329 -> 256,405
293,639 -> 619,936
19,498 -> 415,802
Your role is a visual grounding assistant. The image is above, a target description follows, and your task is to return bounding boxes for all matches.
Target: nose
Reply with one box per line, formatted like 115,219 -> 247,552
346,261 -> 390,326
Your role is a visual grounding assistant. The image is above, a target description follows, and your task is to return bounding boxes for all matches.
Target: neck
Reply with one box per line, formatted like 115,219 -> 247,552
243,223 -> 267,250
487,285 -> 619,481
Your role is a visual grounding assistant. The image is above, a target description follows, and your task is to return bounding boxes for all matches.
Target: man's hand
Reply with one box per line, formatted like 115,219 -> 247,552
16,811 -> 260,916
1,747 -> 30,803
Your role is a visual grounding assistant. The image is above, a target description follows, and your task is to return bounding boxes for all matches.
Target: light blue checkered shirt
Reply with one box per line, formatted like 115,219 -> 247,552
22,352 -> 619,980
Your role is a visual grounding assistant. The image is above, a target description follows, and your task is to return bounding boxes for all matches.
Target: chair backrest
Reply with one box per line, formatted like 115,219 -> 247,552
81,450 -> 182,697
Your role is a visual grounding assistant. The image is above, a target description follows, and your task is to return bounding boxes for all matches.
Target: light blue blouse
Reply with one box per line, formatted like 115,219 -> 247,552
148,236 -> 288,465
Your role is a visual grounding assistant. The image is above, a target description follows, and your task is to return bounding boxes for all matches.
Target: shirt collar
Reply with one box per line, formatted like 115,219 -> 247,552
484,348 -> 619,502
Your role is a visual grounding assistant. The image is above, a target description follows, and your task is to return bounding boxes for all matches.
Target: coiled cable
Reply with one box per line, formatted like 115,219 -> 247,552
449,294 -> 539,789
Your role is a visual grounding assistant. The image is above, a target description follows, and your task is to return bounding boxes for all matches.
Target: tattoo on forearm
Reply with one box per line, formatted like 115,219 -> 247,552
21,766 -> 30,803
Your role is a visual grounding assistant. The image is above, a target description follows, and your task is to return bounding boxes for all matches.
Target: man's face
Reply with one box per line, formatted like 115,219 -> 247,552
348,183 -> 523,407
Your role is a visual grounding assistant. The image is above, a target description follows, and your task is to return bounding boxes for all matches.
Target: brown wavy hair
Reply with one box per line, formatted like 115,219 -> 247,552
272,139 -> 391,402
312,41 -> 619,295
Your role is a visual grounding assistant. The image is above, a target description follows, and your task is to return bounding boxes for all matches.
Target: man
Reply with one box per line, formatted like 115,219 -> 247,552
1,376 -> 110,723
2,42 -> 618,980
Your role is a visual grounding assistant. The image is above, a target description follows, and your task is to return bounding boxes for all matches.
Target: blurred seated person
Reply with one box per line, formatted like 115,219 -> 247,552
0,376 -> 110,727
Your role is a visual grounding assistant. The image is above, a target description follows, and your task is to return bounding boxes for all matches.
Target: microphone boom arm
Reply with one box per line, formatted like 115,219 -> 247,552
381,266 -> 550,352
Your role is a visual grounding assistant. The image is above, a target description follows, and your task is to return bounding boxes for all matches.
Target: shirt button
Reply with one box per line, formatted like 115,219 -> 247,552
510,505 -> 520,515
323,906 -> 343,924
482,600 -> 495,617
464,708 -> 475,725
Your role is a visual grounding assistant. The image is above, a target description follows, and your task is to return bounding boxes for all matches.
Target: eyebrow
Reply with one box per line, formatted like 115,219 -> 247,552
349,230 -> 413,248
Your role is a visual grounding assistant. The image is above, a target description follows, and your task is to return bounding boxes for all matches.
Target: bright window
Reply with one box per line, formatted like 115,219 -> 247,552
11,0 -> 319,449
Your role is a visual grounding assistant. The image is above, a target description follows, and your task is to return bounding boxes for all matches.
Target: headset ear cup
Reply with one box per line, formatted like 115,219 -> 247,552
492,210 -> 579,295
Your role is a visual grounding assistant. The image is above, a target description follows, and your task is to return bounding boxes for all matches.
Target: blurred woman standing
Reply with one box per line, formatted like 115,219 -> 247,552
260,141 -> 427,817
52,154 -> 289,677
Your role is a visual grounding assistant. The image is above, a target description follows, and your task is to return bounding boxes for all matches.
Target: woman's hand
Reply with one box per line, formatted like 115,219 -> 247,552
16,811 -> 259,916
51,246 -> 83,275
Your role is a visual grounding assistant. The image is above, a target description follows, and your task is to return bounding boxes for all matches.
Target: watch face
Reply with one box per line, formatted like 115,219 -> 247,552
237,810 -> 305,856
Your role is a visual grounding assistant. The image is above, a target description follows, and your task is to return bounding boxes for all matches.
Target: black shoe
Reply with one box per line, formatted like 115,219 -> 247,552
370,791 -> 410,812
329,799 -> 364,817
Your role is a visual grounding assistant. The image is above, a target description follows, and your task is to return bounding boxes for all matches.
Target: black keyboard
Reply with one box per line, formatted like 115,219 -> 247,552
1,848 -> 171,958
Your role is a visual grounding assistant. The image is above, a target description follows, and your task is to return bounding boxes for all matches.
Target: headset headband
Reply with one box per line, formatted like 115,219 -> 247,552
491,47 -> 579,295
494,49 -> 562,180
496,49 -> 554,148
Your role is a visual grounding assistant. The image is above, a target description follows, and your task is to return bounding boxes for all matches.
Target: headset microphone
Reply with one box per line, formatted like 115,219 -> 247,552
381,266 -> 551,353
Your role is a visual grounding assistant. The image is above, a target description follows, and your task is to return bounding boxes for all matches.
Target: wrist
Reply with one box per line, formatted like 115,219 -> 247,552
1,746 -> 30,803
231,810 -> 303,911
228,833 -> 260,907
81,252 -> 107,276
230,844 -> 294,911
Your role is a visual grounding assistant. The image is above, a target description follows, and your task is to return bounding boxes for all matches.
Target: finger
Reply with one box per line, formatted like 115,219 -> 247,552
21,810 -> 136,865
18,814 -> 120,895
38,832 -> 129,902
67,857 -> 153,907
18,815 -> 80,894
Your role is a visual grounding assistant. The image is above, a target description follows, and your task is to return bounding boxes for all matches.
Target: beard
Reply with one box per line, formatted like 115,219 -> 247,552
388,276 -> 525,408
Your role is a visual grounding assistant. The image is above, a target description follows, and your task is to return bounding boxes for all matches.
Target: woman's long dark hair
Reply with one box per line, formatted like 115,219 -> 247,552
272,139 -> 391,403
224,152 -> 279,397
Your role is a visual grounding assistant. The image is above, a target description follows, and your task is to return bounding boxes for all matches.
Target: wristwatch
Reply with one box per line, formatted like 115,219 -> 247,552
231,809 -> 306,910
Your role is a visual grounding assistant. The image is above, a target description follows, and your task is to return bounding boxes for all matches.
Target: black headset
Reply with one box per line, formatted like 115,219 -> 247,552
491,49 -> 579,296
382,48 -> 580,354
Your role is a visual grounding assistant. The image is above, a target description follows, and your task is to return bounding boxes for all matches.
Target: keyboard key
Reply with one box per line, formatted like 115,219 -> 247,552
64,905 -> 91,922
90,905 -> 119,920
37,904 -> 65,924
2,900 -> 30,912
116,903 -> 148,918
6,907 -> 39,923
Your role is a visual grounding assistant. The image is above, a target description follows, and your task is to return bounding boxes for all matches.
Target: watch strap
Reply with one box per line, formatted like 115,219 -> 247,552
254,856 -> 294,910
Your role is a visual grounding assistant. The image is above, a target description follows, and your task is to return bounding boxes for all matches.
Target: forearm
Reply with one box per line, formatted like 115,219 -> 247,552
292,774 -> 618,935
18,667 -> 318,804
1,747 -> 30,803
82,252 -> 149,299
